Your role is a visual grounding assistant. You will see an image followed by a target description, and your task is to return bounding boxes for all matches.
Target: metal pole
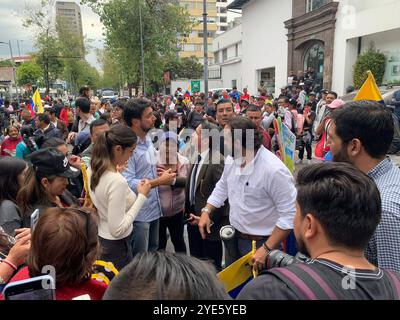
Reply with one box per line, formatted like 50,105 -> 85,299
139,1 -> 146,96
17,40 -> 21,58
8,40 -> 18,98
203,0 -> 209,97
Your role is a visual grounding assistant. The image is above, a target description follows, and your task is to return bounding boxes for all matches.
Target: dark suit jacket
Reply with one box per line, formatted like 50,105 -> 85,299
185,150 -> 229,241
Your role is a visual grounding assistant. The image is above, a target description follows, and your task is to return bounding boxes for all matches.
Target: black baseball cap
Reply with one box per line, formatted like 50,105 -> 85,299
28,148 -> 80,178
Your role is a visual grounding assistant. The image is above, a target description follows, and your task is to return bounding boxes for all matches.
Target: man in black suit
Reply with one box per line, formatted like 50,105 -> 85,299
185,120 -> 229,271
34,113 -> 62,148
45,107 -> 69,140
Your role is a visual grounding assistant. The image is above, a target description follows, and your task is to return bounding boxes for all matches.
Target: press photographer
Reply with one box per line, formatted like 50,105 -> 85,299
238,162 -> 400,300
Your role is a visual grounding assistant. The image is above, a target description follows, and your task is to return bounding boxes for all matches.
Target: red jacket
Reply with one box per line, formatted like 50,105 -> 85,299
1,266 -> 108,300
1,136 -> 22,157
60,107 -> 74,127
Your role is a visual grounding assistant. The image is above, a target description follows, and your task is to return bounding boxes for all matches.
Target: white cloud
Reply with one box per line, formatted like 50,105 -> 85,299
0,0 -> 104,69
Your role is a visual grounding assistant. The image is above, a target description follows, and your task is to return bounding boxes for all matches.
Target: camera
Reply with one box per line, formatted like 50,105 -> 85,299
266,250 -> 312,269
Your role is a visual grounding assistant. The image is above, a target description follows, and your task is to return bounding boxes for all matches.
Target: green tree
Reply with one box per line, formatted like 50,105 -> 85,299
16,61 -> 42,86
167,56 -> 203,79
23,0 -> 64,95
0,59 -> 13,67
77,60 -> 100,91
96,48 -> 122,90
353,43 -> 386,89
82,0 -> 193,96
56,15 -> 88,94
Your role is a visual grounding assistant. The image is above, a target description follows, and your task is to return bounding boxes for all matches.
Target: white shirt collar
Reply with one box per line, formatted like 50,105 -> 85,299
234,147 -> 263,176
42,123 -> 51,132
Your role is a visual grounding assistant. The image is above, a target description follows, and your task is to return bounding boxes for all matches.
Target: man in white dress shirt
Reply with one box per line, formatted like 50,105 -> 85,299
198,117 -> 297,270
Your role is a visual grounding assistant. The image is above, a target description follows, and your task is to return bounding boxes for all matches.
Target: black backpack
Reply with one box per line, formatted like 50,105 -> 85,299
266,263 -> 400,300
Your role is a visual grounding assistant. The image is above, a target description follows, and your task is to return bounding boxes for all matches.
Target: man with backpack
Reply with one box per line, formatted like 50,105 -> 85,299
238,162 -> 400,300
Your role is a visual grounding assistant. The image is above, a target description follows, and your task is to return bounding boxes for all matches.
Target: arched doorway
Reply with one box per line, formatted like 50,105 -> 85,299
303,42 -> 324,91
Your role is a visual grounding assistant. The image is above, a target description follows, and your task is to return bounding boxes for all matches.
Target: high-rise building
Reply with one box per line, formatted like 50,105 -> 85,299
178,0 -> 220,64
216,0 -> 228,35
55,1 -> 84,40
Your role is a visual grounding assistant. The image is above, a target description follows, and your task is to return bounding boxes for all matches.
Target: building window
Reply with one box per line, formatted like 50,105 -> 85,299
214,52 -> 219,63
196,17 -> 216,23
219,17 -> 227,23
235,44 -> 239,57
222,48 -> 228,61
232,80 -> 237,88
218,7 -> 227,13
306,0 -> 329,13
198,31 -> 214,38
220,26 -> 228,32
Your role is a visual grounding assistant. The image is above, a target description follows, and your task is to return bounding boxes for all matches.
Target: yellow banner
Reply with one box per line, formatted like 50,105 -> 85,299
354,70 -> 383,102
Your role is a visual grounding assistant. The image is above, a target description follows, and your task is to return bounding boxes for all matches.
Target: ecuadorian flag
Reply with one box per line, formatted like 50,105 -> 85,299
354,70 -> 384,103
217,241 -> 257,298
32,88 -> 44,113
184,84 -> 191,102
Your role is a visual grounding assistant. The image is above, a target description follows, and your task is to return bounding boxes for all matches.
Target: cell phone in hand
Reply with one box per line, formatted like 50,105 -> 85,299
30,209 -> 39,231
3,275 -> 56,300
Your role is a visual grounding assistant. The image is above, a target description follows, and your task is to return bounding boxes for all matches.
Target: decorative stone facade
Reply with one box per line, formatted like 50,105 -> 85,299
285,1 -> 339,90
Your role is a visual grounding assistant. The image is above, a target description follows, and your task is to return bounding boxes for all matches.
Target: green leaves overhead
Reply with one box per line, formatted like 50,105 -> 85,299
82,0 -> 193,90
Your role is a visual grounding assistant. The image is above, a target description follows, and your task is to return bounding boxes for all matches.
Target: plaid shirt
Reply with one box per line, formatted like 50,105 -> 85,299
365,157 -> 400,272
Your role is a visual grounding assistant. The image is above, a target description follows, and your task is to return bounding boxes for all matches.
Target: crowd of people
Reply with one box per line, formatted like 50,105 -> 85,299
0,82 -> 399,300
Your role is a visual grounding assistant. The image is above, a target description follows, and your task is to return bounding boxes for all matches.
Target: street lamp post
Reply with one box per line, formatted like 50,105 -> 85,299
203,0 -> 209,96
17,40 -> 23,58
0,41 -> 18,98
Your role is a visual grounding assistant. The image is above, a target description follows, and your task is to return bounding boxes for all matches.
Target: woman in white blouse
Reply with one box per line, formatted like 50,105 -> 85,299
88,124 -> 151,270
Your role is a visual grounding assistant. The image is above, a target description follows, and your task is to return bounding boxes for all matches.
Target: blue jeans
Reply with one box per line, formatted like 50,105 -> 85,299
131,219 -> 160,257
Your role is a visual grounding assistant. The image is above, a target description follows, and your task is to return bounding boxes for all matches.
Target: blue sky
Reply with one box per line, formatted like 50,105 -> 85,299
0,0 -> 104,69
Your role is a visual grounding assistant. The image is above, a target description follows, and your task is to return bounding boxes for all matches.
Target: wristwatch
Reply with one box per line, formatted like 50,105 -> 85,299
201,207 -> 211,214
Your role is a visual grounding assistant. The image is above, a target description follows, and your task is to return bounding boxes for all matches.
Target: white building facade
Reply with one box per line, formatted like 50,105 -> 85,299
227,0 -> 292,97
211,23 -> 242,90
215,0 -> 400,97
332,0 -> 400,95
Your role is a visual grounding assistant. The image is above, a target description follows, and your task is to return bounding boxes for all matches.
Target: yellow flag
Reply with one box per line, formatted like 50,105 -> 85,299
217,240 -> 257,298
81,163 -> 93,208
354,70 -> 383,102
33,88 -> 43,113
